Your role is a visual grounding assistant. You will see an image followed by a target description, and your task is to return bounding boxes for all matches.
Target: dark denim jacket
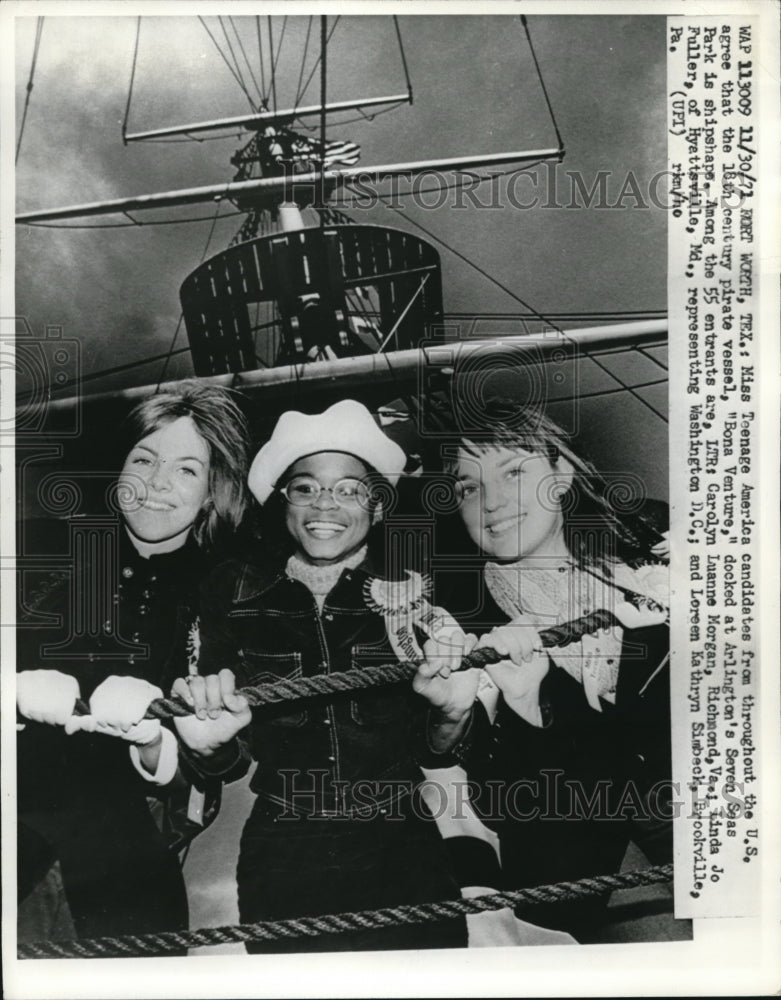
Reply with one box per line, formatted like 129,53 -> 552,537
17,526 -> 220,863
191,556 -> 436,818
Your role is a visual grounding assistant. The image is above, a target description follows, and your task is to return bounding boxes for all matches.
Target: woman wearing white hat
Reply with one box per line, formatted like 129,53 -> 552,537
172,400 -> 477,953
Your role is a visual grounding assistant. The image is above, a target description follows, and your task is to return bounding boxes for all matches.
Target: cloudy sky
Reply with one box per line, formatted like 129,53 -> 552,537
14,12 -> 667,392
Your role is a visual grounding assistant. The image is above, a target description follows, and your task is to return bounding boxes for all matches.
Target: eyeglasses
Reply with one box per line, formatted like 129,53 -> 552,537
279,475 -> 371,508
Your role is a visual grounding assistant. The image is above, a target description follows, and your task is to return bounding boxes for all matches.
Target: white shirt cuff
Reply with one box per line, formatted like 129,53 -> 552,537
129,727 -> 179,785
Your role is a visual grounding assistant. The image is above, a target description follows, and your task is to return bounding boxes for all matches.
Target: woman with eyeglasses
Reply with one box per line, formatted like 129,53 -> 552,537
171,399 -> 472,954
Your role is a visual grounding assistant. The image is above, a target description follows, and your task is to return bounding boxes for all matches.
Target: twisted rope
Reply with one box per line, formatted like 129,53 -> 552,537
74,607 -> 625,719
18,864 -> 672,959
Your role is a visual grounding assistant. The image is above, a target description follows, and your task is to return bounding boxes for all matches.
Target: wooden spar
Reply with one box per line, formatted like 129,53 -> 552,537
123,93 -> 413,142
16,147 -> 563,224
32,320 -> 666,415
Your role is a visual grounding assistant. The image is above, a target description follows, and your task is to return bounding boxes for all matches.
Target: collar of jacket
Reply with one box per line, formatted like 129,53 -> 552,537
119,526 -> 206,579
230,547 -> 393,605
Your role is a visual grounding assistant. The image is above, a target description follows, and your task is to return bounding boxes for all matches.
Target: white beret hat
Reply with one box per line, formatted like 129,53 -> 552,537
248,399 -> 407,504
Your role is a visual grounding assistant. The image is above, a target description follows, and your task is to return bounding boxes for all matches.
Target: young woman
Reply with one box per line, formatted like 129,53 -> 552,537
16,382 -> 251,945
172,399 -> 472,954
429,400 -> 671,938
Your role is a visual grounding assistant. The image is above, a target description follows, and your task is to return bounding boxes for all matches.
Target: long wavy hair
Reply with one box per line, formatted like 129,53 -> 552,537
437,399 -> 665,572
118,382 -> 251,550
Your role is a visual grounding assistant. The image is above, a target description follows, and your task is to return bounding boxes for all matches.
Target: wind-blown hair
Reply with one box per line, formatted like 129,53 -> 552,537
439,399 -> 666,571
118,382 -> 251,549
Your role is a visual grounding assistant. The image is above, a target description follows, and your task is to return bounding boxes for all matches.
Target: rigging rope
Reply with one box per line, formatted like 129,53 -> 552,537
331,14 -> 660,423
377,273 -> 431,352
14,348 -> 192,403
346,177 -> 668,426
293,16 -> 340,110
18,864 -> 673,959
155,315 -> 187,393
267,17 -> 277,111
294,16 -> 315,108
23,209 -> 244,230
256,16 -> 267,106
293,100 -> 407,134
443,310 -> 667,320
15,17 -> 44,165
136,131 -> 245,144
228,16 -> 264,109
636,345 -> 669,372
332,164 -> 521,207
318,15 -> 328,217
199,17 -> 255,109
272,15 -> 288,98
554,377 -> 666,405
520,15 -> 564,153
156,198 -> 226,390
121,17 -> 141,144
218,16 -> 256,113
393,16 -> 414,103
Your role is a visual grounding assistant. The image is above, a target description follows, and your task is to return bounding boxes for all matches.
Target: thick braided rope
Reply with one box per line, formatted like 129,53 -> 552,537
18,863 -> 673,959
74,607 -> 621,719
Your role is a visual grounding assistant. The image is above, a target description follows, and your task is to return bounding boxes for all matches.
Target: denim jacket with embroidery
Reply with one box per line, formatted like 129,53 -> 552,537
184,555 -> 447,818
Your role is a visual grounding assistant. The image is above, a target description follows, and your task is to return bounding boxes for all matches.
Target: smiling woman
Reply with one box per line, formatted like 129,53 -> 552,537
281,453 -> 376,566
431,400 -> 672,940
16,382 -> 251,951
171,399 -> 476,954
119,416 -> 212,554
455,445 -> 575,563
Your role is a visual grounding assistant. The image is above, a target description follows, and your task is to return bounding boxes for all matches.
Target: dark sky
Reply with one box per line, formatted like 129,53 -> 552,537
13,12 -> 668,488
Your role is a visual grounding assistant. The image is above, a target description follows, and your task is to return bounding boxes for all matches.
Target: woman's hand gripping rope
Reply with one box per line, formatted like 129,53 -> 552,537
171,669 -> 252,756
17,670 -> 80,729
51,605 -> 650,725
17,672 -> 174,778
412,624 -> 482,755
17,671 -> 164,747
475,617 -> 550,727
64,676 -> 164,745
413,629 -> 481,720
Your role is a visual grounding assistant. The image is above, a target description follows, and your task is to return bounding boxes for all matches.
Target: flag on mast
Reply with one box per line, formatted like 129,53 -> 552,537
289,135 -> 361,167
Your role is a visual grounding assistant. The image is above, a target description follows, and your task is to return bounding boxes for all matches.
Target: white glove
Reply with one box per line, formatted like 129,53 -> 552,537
462,887 -> 577,947
64,675 -> 162,746
17,670 -> 80,726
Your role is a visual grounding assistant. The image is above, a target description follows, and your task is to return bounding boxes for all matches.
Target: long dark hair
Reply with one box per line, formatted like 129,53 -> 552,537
118,382 -> 250,550
438,399 -> 666,571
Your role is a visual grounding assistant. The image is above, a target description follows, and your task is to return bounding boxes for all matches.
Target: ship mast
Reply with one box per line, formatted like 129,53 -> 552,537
16,13 -> 563,228
14,16 -> 569,381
